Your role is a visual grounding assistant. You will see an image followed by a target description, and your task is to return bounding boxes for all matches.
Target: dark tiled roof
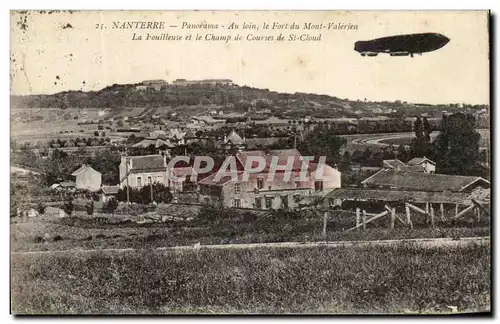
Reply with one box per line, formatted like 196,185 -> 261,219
127,155 -> 166,172
198,171 -> 245,186
361,169 -> 489,192
102,186 -> 119,194
327,188 -> 482,204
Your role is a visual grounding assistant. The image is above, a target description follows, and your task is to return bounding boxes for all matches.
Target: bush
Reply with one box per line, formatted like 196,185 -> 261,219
33,236 -> 43,243
35,202 -> 46,214
53,235 -> 63,242
117,184 -> 172,205
86,201 -> 95,215
104,198 -> 119,214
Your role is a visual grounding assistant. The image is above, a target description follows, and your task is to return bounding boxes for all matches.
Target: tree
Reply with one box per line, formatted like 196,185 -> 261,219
434,113 -> 482,176
86,200 -> 95,215
339,151 -> 351,172
297,125 -> 346,165
104,198 -> 118,214
63,197 -> 74,216
36,202 -> 46,214
410,116 -> 432,159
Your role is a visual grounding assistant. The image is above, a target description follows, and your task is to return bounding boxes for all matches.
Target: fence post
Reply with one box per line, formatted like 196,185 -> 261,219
356,208 -> 360,230
389,207 -> 395,230
323,211 -> 328,240
405,203 -> 413,229
362,210 -> 367,230
430,204 -> 435,227
440,203 -> 445,222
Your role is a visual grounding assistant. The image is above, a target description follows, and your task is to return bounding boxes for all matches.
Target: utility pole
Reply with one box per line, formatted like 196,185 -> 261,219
125,147 -> 130,204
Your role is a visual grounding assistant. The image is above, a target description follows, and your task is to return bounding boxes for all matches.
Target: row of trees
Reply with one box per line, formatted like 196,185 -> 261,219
116,184 -> 173,205
408,113 -> 487,177
12,147 -> 122,185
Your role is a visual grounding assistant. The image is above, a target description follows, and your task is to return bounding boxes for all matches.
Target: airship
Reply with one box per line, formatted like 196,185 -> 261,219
354,33 -> 450,57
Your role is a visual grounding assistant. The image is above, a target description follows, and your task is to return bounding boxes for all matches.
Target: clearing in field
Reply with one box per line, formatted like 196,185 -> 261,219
11,243 -> 490,314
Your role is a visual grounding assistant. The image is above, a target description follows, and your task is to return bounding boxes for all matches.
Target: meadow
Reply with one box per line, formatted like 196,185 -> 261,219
11,243 -> 490,314
10,215 -> 490,252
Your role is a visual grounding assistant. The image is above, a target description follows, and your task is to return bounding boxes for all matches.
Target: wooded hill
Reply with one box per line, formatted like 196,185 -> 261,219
11,82 -> 488,120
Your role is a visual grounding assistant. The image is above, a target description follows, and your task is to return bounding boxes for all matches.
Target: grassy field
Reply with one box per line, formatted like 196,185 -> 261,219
11,243 -> 490,314
11,218 -> 490,252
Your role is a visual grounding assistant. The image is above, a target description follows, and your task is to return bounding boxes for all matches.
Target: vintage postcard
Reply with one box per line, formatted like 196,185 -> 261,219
10,10 -> 490,315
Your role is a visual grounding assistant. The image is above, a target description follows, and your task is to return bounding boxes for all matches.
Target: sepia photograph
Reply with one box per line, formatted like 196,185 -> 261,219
9,10 -> 491,315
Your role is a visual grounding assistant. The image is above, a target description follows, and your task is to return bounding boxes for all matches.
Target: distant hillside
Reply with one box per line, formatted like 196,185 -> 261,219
10,82 -> 489,120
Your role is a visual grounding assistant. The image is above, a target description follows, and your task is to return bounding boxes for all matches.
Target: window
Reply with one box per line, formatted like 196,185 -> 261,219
148,176 -> 152,185
233,199 -> 241,208
265,196 -> 273,209
137,176 -> 142,187
315,181 -> 324,191
257,178 -> 264,189
234,183 -> 241,193
255,197 -> 262,209
281,196 -> 289,209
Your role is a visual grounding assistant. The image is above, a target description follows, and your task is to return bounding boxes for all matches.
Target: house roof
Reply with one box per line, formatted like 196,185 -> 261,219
361,169 -> 490,192
126,155 -> 166,172
132,138 -> 175,148
236,149 -> 307,172
198,171 -> 244,186
327,188 -> 490,205
71,165 -> 101,176
383,159 -> 408,169
102,185 -> 120,195
225,130 -> 244,145
60,181 -> 76,187
45,206 -> 66,216
408,157 -> 436,166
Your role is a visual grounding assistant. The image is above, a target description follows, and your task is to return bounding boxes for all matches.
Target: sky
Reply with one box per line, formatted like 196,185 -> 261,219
10,10 -> 490,105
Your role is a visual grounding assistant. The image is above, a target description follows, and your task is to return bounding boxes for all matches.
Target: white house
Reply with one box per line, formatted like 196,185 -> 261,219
407,157 -> 436,174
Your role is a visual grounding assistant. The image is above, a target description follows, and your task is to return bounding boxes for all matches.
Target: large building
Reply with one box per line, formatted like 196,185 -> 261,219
172,78 -> 233,87
136,79 -> 168,91
197,149 -> 341,209
119,154 -> 194,193
119,154 -> 168,189
361,168 -> 489,192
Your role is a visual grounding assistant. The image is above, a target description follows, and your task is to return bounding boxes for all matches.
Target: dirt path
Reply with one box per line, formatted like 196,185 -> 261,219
11,236 -> 490,256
